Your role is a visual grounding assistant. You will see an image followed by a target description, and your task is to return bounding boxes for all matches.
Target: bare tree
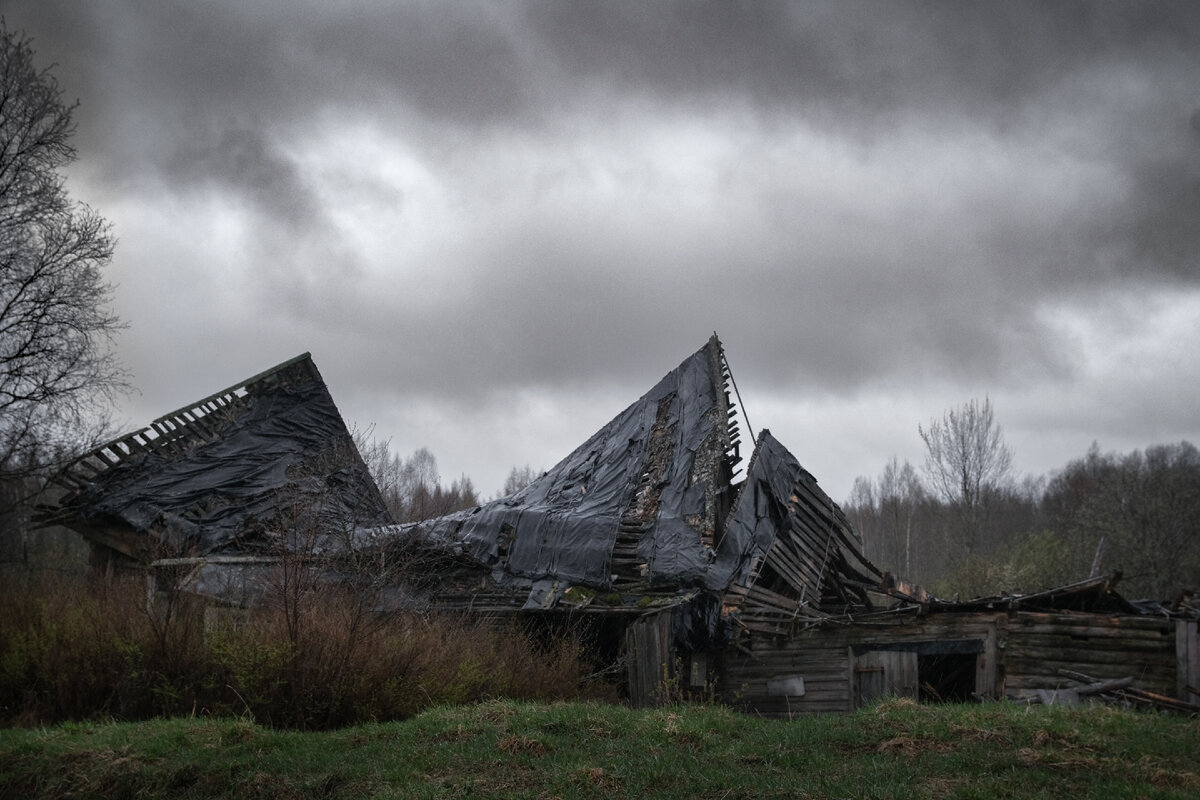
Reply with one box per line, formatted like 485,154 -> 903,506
846,457 -> 924,578
1043,440 -> 1200,598
501,464 -> 539,497
0,23 -> 127,479
919,397 -> 1013,557
352,430 -> 479,522
878,456 -> 924,577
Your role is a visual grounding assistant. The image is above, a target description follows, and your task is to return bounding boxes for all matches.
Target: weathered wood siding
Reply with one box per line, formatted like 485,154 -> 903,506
1003,611 -> 1178,699
720,610 -> 1190,716
625,609 -> 676,707
853,649 -> 918,708
719,613 -> 1002,717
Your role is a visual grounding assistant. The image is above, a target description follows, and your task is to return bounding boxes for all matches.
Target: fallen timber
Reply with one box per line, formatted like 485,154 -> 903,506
1015,669 -> 1200,716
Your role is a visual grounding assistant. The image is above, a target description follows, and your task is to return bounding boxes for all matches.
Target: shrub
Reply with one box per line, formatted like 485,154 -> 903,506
0,575 -> 608,729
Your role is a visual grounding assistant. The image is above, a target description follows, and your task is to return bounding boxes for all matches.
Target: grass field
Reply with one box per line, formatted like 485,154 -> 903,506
2,699 -> 1199,799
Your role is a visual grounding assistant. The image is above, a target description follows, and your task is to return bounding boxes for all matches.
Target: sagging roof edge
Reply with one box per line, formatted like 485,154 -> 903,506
36,351 -> 392,560
44,352 -> 317,496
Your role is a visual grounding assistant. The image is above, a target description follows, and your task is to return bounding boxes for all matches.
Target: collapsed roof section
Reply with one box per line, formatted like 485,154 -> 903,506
43,354 -> 391,562
386,337 -> 907,626
401,334 -> 742,610
717,430 -> 896,633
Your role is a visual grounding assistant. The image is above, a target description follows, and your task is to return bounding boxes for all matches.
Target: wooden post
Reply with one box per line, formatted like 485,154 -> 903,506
1178,620 -> 1200,702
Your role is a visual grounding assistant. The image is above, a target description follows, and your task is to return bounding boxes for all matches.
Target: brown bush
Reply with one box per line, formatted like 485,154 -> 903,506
0,574 -> 610,729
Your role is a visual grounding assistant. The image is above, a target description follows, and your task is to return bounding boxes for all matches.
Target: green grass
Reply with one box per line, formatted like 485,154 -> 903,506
2,699 -> 1198,799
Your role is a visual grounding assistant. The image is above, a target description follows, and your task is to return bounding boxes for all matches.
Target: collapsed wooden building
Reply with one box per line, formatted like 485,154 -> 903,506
42,336 -> 1200,715
38,353 -> 392,601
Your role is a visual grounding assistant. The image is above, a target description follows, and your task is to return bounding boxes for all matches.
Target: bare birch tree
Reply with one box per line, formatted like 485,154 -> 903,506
847,457 -> 924,577
919,397 -> 1012,557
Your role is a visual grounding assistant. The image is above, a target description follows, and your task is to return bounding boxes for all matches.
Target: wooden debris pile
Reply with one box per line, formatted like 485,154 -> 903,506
1019,669 -> 1200,716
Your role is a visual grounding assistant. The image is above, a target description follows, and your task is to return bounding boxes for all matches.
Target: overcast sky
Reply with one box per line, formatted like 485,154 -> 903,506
7,1 -> 1200,501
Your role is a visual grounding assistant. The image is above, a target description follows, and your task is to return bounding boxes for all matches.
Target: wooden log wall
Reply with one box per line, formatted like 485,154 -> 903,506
1003,611 -> 1178,699
1178,620 -> 1200,704
720,640 -> 851,715
718,609 -> 1191,717
718,613 -> 1002,718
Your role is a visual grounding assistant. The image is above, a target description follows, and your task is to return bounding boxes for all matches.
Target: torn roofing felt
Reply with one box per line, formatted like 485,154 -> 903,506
403,334 -> 741,607
43,353 -> 391,559
388,337 -> 896,620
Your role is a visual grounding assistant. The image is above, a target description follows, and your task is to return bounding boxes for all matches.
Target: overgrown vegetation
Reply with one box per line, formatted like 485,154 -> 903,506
0,576 -> 610,730
3,698 -> 1199,799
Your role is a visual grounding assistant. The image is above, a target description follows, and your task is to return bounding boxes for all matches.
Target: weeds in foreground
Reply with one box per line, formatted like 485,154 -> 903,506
0,576 -> 611,729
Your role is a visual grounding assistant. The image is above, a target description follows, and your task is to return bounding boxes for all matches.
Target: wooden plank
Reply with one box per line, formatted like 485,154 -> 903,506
764,539 -> 821,595
1189,621 -> 1200,701
738,582 -> 802,612
852,649 -> 917,708
1004,645 -> 1173,666
1074,676 -> 1134,695
1006,657 -> 1176,678
1012,621 -> 1172,639
772,525 -> 826,580
1178,620 -> 1200,702
1015,612 -> 1172,631
1007,634 -> 1175,654
1004,667 -> 1175,695
626,609 -> 674,707
784,511 -> 838,570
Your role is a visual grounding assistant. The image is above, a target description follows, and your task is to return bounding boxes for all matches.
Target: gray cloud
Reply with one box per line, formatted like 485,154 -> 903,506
6,0 -> 1200,497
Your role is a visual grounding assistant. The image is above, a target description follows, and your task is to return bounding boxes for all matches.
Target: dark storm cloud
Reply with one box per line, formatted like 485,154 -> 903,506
6,0 -> 1200,449
162,127 -> 322,232
523,2 -> 1200,125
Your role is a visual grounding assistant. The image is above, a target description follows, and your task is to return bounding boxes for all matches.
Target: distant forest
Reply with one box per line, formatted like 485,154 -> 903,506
843,436 -> 1199,602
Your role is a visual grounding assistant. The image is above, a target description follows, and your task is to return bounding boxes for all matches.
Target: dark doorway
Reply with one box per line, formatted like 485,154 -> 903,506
918,652 -> 977,702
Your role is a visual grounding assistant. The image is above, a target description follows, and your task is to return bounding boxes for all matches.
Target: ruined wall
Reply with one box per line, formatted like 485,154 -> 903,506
719,609 -> 1190,716
1003,611 -> 1178,700
718,613 -> 1004,717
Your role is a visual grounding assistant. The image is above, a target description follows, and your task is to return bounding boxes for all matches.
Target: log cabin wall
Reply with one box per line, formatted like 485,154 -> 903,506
1002,611 -> 1179,700
718,638 -> 850,715
719,609 -> 1193,717
718,613 -> 1003,718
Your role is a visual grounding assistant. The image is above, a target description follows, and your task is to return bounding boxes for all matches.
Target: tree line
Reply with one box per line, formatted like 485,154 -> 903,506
354,430 -> 543,524
844,398 -> 1199,601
